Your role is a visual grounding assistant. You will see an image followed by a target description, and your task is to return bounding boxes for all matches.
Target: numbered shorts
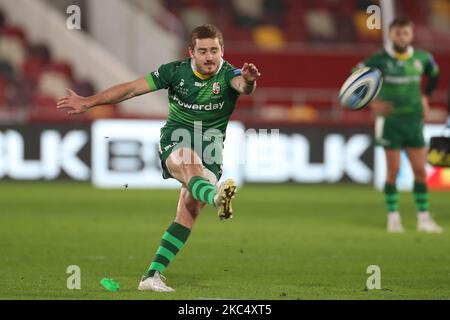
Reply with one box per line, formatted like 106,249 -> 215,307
158,125 -> 224,181
375,116 -> 425,149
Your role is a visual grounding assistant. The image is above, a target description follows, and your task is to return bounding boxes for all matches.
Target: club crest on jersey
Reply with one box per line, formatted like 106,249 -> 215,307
213,82 -> 220,95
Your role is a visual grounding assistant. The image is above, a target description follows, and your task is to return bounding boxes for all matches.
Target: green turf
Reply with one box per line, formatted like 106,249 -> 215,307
0,182 -> 449,300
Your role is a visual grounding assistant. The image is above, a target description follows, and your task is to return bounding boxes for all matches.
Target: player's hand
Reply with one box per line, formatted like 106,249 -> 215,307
421,95 -> 430,120
370,99 -> 393,116
57,89 -> 90,115
241,63 -> 261,83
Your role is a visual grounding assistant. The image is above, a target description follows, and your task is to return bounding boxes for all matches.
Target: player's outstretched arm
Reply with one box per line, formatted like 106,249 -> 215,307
231,63 -> 261,95
57,77 -> 151,115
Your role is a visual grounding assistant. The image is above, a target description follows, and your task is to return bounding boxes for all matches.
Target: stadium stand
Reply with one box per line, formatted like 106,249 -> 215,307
0,0 -> 449,125
0,7 -> 123,122
160,0 -> 449,46
152,0 -> 449,125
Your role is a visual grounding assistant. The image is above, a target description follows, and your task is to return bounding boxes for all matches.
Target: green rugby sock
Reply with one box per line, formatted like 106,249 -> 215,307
187,176 -> 216,206
147,222 -> 191,277
413,182 -> 429,212
384,183 -> 399,213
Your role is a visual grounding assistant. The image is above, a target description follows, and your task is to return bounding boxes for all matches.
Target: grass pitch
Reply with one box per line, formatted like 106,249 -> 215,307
0,182 -> 449,300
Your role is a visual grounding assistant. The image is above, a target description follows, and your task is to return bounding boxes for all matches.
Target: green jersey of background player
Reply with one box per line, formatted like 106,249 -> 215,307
57,24 -> 261,292
360,17 -> 442,233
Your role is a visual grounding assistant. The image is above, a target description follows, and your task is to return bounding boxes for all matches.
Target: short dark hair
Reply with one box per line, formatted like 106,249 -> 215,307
189,24 -> 224,49
389,17 -> 413,30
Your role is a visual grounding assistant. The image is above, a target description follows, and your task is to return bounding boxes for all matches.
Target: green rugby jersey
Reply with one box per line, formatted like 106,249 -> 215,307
146,58 -> 242,135
361,47 -> 440,118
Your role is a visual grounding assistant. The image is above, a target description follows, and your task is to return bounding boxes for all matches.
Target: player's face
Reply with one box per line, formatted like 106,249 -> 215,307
190,38 -> 223,76
389,25 -> 414,53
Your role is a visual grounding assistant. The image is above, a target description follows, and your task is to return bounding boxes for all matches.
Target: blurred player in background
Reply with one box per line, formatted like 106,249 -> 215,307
360,17 -> 442,233
57,24 -> 260,291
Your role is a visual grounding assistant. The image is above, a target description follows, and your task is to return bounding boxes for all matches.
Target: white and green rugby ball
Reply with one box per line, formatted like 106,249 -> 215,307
339,67 -> 383,110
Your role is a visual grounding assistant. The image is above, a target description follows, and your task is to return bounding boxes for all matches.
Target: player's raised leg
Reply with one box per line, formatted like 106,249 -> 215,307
384,149 -> 404,233
407,147 -> 442,233
166,147 -> 237,219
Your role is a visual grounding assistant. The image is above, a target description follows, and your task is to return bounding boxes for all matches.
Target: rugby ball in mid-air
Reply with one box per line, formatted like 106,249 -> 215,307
339,67 -> 383,110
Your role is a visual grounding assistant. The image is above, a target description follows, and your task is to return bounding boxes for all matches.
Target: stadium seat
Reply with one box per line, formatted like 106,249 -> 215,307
34,94 -> 57,109
252,25 -> 286,50
232,0 -> 264,28
0,58 -> 14,81
262,0 -> 285,27
27,43 -> 52,65
304,9 -> 336,42
38,70 -> 72,99
72,80 -> 95,97
180,7 -> 211,32
0,35 -> 26,71
47,61 -> 74,81
29,94 -> 74,122
1,24 -> 27,43
5,76 -> 35,108
22,57 -> 45,82
288,104 -> 319,122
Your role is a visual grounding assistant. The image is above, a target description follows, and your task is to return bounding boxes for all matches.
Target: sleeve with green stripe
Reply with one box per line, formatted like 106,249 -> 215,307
146,62 -> 177,91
